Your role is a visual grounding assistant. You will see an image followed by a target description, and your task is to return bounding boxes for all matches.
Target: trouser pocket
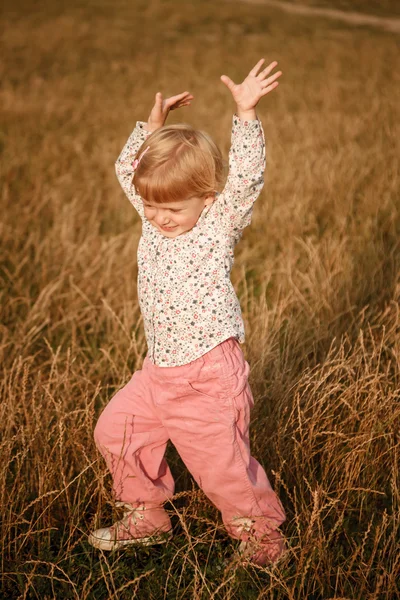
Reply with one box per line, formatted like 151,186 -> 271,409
187,346 -> 250,402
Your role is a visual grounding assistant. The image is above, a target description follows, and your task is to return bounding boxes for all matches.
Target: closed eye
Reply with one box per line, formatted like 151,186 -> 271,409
143,204 -> 181,213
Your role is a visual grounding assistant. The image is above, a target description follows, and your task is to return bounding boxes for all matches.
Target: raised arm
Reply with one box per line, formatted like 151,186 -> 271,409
218,59 -> 282,237
115,91 -> 194,219
115,123 -> 152,218
218,114 -> 266,235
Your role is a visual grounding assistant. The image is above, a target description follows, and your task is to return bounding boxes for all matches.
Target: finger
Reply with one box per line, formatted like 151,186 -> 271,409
170,102 -> 190,110
261,70 -> 282,87
220,75 -> 236,91
170,103 -> 192,111
257,61 -> 279,80
170,100 -> 192,111
261,81 -> 280,95
165,93 -> 193,109
155,92 -> 163,103
168,91 -> 192,103
166,99 -> 190,111
249,58 -> 265,77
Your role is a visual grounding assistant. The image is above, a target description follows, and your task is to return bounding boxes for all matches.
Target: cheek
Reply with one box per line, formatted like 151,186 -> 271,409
182,209 -> 199,223
174,213 -> 188,223
144,208 -> 155,219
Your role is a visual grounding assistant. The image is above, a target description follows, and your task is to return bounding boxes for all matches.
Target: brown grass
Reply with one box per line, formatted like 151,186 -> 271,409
1,0 -> 399,598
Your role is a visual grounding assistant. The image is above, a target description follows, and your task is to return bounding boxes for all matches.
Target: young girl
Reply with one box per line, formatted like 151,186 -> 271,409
89,59 -> 286,566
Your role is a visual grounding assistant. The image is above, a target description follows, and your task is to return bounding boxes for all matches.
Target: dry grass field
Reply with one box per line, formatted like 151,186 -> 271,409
1,0 -> 399,598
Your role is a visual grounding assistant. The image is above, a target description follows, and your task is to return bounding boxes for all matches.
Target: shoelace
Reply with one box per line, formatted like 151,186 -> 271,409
232,517 -> 283,561
115,502 -> 146,526
231,518 -> 257,557
232,517 -> 254,534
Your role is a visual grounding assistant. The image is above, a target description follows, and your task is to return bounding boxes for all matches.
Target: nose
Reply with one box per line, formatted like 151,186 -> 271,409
154,211 -> 171,226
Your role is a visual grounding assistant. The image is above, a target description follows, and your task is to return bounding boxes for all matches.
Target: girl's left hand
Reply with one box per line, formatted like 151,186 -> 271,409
220,59 -> 282,112
146,91 -> 194,132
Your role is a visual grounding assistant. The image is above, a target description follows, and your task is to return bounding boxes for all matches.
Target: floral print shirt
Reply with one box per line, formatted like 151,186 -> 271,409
115,115 -> 266,366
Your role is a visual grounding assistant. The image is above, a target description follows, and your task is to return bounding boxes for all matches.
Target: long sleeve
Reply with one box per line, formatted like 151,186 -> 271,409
217,114 -> 266,239
115,121 -> 152,219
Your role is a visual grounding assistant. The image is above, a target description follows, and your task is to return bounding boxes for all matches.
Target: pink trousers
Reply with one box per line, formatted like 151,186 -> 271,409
94,337 -> 286,540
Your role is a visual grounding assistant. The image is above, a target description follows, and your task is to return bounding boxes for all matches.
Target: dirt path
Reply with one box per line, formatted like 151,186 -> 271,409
229,0 -> 400,33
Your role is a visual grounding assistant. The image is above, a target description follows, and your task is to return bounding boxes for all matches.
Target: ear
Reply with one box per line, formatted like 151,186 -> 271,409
203,193 -> 215,206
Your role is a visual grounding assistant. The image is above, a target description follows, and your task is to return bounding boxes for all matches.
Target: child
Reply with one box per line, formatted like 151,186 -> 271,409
89,59 -> 286,566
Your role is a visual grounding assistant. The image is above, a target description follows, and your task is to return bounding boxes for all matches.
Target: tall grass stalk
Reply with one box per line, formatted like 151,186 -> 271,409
1,0 -> 399,597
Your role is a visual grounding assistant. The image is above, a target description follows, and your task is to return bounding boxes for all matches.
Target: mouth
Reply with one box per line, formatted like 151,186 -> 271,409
160,225 -> 177,232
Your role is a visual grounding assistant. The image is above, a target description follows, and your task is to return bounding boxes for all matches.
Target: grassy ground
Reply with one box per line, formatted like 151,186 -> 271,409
1,0 -> 399,598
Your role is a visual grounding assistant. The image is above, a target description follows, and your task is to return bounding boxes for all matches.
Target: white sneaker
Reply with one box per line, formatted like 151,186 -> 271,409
238,531 -> 287,567
88,502 -> 173,551
231,517 -> 287,567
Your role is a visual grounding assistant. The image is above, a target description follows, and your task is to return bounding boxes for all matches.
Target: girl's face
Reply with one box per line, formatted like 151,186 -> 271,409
142,194 -> 215,238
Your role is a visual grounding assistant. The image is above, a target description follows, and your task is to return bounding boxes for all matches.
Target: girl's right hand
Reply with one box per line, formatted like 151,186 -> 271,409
145,91 -> 194,132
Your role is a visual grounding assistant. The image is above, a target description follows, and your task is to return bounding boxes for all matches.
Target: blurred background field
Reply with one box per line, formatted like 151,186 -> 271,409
1,0 -> 399,598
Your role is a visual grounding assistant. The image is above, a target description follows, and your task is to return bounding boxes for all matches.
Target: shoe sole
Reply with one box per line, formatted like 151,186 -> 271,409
88,530 -> 172,551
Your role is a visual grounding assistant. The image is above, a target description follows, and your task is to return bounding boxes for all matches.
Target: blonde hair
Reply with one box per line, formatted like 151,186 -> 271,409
132,124 -> 226,204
